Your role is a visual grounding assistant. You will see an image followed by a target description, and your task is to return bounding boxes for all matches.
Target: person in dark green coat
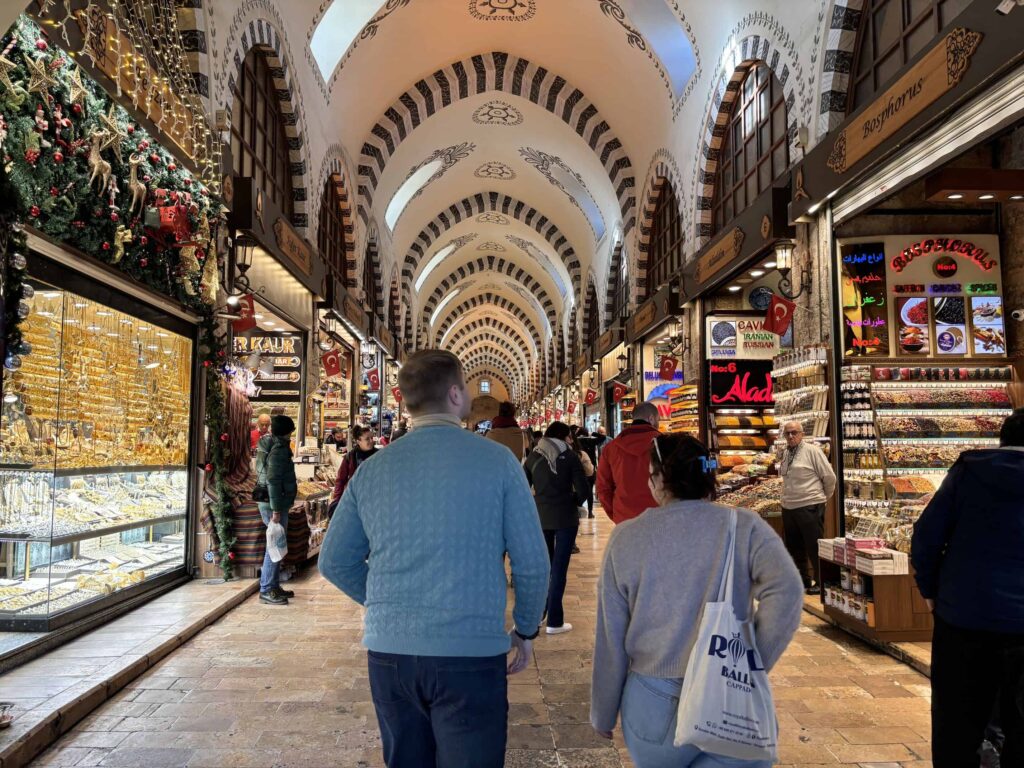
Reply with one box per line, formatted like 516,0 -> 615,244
255,415 -> 298,605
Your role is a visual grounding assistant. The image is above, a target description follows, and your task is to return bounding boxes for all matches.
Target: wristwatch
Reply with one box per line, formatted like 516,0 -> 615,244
513,625 -> 539,641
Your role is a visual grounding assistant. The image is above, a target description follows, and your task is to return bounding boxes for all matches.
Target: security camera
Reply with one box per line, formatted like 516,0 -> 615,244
1012,308 -> 1024,322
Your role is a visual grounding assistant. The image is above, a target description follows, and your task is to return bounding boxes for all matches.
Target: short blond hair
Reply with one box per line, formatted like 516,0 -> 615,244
398,350 -> 465,414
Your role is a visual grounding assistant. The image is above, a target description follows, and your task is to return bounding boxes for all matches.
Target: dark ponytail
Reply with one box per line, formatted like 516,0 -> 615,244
649,434 -> 717,501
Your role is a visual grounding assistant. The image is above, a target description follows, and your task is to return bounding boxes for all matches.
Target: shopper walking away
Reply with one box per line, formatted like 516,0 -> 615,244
255,415 -> 299,605
592,425 -> 610,460
524,421 -> 589,635
330,425 -> 378,511
486,401 -> 529,460
912,408 -> 1024,768
591,434 -> 803,766
391,419 -> 408,441
319,350 -> 550,768
777,420 -> 836,593
575,427 -> 598,518
596,401 -> 660,524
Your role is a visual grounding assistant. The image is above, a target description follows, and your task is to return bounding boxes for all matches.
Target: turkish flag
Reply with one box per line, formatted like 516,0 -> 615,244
544,409 -> 552,421
554,409 -> 563,421
567,401 -> 577,415
232,294 -> 257,333
765,293 -> 797,336
612,382 -> 629,403
391,386 -> 402,403
367,367 -> 381,390
659,355 -> 678,381
584,388 -> 598,406
321,348 -> 343,378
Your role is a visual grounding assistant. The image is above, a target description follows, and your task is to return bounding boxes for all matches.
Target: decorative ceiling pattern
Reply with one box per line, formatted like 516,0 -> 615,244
520,147 -> 606,240
474,161 -> 516,180
468,0 -> 536,22
477,241 -> 506,251
472,99 -> 524,126
446,317 -> 537,359
433,292 -> 544,350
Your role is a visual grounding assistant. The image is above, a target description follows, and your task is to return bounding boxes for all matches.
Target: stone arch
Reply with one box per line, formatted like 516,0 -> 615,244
582,274 -> 602,345
694,35 -> 801,246
452,332 -> 531,372
466,369 -> 513,396
453,339 -> 529,379
420,257 -> 559,332
817,0 -> 864,137
221,11 -> 311,229
403,192 -> 581,297
463,352 -> 521,392
314,144 -> 358,289
362,223 -> 385,321
605,235 -> 628,320
636,149 -> 687,300
434,293 -> 544,351
387,266 -> 401,335
446,318 -> 535,363
357,52 -> 636,233
175,1 -> 210,99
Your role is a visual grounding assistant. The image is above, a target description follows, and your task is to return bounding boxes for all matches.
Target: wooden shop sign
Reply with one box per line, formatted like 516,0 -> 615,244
695,227 -> 745,286
376,324 -> 394,356
576,351 -> 592,373
827,28 -> 983,174
596,327 -> 621,358
273,218 -> 313,276
342,293 -> 370,336
76,7 -> 198,161
626,299 -> 658,341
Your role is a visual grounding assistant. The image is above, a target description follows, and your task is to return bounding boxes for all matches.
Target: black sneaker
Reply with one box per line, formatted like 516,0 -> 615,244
260,589 -> 288,605
279,589 -> 295,598
571,545 -> 581,554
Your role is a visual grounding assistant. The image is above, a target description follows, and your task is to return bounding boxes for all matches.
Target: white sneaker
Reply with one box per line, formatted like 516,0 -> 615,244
546,623 -> 573,635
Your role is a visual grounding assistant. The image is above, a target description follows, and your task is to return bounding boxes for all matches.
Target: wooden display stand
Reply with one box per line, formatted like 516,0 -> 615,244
818,555 -> 933,642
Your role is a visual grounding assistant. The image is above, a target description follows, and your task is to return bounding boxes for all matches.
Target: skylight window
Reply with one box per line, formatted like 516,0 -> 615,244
310,0 -> 386,81
415,243 -> 457,292
549,164 -> 605,241
385,160 -> 442,231
429,288 -> 461,327
620,0 -> 697,99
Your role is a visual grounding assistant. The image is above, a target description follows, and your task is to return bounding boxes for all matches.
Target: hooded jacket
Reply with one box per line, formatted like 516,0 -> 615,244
256,434 -> 297,513
525,439 -> 589,530
596,422 -> 659,524
486,417 -> 528,460
911,448 -> 1024,633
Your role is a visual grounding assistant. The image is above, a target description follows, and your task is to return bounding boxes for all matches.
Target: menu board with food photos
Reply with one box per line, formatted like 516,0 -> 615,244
839,235 -> 1005,358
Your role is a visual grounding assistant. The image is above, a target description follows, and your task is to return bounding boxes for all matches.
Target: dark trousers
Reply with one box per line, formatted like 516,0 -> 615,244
782,503 -> 824,587
586,476 -> 595,515
931,616 -> 1024,768
543,526 -> 578,627
367,651 -> 508,768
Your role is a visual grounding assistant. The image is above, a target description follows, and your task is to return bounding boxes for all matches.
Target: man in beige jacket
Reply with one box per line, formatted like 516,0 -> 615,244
487,401 -> 529,461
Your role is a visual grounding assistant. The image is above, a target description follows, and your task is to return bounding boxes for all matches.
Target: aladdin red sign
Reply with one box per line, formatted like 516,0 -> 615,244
891,238 -> 996,273
708,361 -> 773,406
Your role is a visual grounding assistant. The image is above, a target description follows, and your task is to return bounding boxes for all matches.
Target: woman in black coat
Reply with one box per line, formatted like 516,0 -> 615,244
525,421 -> 589,635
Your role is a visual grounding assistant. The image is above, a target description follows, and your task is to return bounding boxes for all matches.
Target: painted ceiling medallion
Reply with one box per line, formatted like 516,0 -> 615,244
477,212 -> 510,225
469,0 -> 536,21
472,100 -> 524,126
478,241 -> 507,251
475,161 -> 516,181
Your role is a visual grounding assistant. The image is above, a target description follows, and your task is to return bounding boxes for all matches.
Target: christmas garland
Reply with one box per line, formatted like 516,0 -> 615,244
0,16 -> 237,577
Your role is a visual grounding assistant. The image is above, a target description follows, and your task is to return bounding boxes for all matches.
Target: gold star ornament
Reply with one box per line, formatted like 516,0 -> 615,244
23,53 -> 57,97
99,104 -> 127,157
67,66 -> 88,112
0,54 -> 18,97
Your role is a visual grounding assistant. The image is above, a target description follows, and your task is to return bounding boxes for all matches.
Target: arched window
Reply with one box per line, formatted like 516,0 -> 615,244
363,242 -> 380,320
388,278 -> 401,337
645,182 -> 684,300
712,63 -> 788,234
611,247 -> 629,322
848,0 -> 971,113
230,48 -> 293,217
585,282 -> 601,348
318,178 -> 348,288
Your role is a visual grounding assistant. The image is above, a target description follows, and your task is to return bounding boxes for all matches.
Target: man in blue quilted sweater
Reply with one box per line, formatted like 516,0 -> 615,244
320,349 -> 550,768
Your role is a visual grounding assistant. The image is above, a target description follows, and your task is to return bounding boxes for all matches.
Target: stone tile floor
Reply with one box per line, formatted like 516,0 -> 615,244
33,515 -> 933,767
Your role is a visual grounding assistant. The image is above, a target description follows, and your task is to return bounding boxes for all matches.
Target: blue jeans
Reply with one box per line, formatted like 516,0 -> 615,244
621,673 -> 772,768
257,502 -> 287,593
367,651 -> 508,768
543,526 -> 578,627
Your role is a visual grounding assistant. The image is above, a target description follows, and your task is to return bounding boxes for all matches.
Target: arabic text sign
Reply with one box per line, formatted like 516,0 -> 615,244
840,242 -> 890,357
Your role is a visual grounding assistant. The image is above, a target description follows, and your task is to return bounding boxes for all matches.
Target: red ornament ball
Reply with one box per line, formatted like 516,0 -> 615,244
53,151 -> 64,163
29,205 -> 40,217
183,178 -> 192,186
35,39 -> 47,51
143,175 -> 151,182
203,360 -> 211,367
220,433 -> 228,442
227,551 -> 236,560
139,140 -> 149,150
204,463 -> 213,472
139,257 -> 148,267
110,212 -> 119,222
71,103 -> 82,115
49,187 -> 58,196
167,163 -> 177,172
127,125 -> 135,134
140,236 -> 149,246
101,242 -> 110,251
150,153 -> 160,164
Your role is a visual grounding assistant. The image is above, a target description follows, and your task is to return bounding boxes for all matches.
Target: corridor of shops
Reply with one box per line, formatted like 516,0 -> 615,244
2,0 -> 1024,765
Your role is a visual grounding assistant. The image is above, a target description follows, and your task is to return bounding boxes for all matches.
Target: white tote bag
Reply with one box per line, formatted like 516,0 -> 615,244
673,508 -> 778,761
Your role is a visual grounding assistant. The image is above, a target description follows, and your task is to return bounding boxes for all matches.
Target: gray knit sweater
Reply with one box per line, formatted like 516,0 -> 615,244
591,500 -> 804,732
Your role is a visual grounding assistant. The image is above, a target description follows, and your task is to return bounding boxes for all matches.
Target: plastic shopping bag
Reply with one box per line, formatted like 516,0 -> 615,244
266,521 -> 288,564
673,509 -> 778,761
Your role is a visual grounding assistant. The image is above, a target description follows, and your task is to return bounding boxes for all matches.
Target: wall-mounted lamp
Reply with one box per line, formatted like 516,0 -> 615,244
616,351 -> 628,374
226,234 -> 258,305
774,239 -> 810,300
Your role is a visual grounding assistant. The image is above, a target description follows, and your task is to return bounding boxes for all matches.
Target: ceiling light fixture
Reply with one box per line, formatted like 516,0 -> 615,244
947,193 -> 963,200
749,270 -> 765,278
763,261 -> 777,269
1011,194 -> 1024,200
979,194 -> 995,200
727,285 -> 742,293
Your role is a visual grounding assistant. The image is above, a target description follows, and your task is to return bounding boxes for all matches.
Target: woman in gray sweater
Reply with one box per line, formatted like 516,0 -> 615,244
591,434 -> 803,767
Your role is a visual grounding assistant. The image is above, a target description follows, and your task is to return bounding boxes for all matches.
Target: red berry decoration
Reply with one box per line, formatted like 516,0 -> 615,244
203,360 -> 211,367
53,151 -> 64,163
220,433 -> 228,442
35,39 -> 47,51
29,205 -> 40,217
139,258 -> 148,267
204,463 -> 213,472
101,242 -> 110,251
140,236 -> 149,246
139,140 -> 149,150
110,212 -> 119,222
127,125 -> 135,134
227,551 -> 236,560
167,163 -> 176,171
150,153 -> 160,164
49,187 -> 58,196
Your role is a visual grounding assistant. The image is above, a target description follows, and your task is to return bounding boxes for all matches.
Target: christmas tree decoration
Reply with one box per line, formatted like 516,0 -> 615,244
0,54 -> 17,96
111,224 -> 131,263
65,65 -> 87,112
98,103 -> 127,157
23,52 -> 55,96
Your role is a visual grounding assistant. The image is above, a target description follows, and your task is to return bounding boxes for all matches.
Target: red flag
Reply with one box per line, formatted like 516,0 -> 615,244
321,348 -> 343,378
765,293 -> 796,336
567,401 -> 577,415
232,294 -> 257,333
544,409 -> 552,421
612,382 -> 629,403
391,386 -> 402,403
659,355 -> 678,381
584,388 -> 598,406
367,367 -> 381,390
554,409 -> 563,421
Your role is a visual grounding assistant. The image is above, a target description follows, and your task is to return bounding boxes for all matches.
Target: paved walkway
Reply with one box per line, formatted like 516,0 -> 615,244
33,515 -> 933,767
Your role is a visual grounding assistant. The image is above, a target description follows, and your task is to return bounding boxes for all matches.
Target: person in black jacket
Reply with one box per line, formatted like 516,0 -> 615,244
574,426 -> 599,519
525,421 -> 589,635
911,408 -> 1024,767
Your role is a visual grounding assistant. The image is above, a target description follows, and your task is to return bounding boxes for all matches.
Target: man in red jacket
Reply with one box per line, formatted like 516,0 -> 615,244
596,401 -> 660,524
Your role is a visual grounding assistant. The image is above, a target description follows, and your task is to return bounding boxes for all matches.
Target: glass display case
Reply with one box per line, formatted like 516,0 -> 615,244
0,277 -> 193,630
